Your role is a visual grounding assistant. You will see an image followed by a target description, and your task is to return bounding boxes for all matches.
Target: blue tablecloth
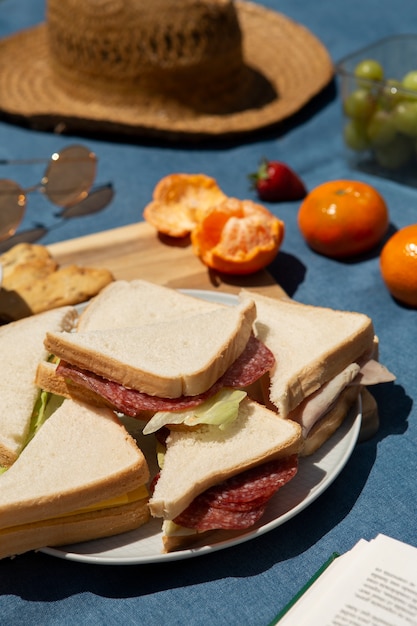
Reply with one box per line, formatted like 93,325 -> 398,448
0,2 -> 416,625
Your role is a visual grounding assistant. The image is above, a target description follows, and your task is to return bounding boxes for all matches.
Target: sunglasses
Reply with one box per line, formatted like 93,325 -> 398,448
0,144 -> 110,242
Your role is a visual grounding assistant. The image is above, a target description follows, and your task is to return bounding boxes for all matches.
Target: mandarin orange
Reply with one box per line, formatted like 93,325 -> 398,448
297,180 -> 389,258
191,198 -> 284,275
380,224 -> 417,307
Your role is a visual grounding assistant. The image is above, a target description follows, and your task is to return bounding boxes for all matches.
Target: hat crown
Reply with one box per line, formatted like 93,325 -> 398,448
47,0 -> 242,80
0,0 -> 334,139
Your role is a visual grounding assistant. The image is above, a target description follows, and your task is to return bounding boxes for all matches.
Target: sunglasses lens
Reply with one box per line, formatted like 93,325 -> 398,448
42,145 -> 97,207
0,180 -> 26,241
58,184 -> 114,219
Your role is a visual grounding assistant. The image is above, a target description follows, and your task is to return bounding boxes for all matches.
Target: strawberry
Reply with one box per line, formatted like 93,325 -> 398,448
249,159 -> 307,202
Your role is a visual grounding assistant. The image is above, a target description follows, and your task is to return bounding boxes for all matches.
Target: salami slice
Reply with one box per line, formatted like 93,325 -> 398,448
56,335 -> 274,417
221,334 -> 275,388
56,361 -> 215,414
174,502 -> 267,531
200,456 -> 298,510
173,455 -> 298,530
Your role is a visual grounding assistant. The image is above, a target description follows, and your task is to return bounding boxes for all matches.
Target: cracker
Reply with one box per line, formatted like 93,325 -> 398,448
0,243 -> 114,322
1,243 -> 57,288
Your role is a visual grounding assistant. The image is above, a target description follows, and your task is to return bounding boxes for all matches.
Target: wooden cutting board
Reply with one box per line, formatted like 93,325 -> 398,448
48,221 -> 287,298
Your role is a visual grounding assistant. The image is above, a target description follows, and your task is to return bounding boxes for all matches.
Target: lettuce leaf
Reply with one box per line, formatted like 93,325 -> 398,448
25,391 -> 64,447
143,388 -> 247,435
0,391 -> 64,474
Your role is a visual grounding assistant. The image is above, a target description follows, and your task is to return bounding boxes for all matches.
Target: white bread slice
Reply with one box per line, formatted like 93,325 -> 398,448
239,291 -> 375,418
149,397 -> 302,521
44,298 -> 257,398
0,399 -> 149,559
37,279 -> 228,405
0,499 -> 149,561
0,306 -> 78,467
37,280 -> 226,404
78,279 -> 224,331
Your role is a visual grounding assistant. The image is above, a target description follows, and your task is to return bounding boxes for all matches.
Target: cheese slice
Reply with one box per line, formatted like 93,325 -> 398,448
59,484 -> 149,518
163,520 -> 198,537
0,485 -> 149,537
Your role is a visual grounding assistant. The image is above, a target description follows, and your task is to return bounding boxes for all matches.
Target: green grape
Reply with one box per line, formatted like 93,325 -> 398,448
343,119 -> 370,151
402,70 -> 417,90
402,70 -> 417,101
354,59 -> 384,87
344,88 -> 376,119
392,101 -> 417,137
380,79 -> 405,110
367,110 -> 397,147
374,134 -> 414,169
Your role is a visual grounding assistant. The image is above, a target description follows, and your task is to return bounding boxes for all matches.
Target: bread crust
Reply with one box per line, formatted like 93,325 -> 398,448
0,444 -> 18,469
161,527 -> 249,553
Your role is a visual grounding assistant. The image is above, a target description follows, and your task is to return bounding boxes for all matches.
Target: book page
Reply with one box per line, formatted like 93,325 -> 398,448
278,535 -> 417,626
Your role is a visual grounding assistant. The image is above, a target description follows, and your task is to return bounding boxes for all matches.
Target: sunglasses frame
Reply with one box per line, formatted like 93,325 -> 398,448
0,144 -> 98,242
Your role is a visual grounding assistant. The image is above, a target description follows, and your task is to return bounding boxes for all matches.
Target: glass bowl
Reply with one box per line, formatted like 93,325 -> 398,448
337,35 -> 417,185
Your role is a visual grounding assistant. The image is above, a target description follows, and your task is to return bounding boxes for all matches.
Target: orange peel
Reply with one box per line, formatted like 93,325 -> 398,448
143,173 -> 227,237
191,198 -> 284,275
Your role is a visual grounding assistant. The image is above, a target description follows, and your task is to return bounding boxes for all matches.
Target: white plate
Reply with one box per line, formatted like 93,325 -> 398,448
41,290 -> 362,565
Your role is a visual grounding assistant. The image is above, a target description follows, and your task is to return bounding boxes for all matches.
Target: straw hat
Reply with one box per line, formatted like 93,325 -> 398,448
0,0 -> 333,141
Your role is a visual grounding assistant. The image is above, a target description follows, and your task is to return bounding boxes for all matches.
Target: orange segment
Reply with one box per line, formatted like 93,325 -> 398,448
380,224 -> 417,307
191,198 -> 284,275
143,173 -> 227,237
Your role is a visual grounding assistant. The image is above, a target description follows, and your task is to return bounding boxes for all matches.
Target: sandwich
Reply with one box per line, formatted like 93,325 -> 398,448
141,286 -> 392,550
35,279 -> 239,407
35,279 -> 394,552
41,287 -> 275,419
239,290 -> 396,455
0,305 -> 77,469
0,398 -> 149,560
147,397 -> 302,552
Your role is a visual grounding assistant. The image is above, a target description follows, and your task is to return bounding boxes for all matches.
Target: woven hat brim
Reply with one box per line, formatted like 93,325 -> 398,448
0,2 -> 333,141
